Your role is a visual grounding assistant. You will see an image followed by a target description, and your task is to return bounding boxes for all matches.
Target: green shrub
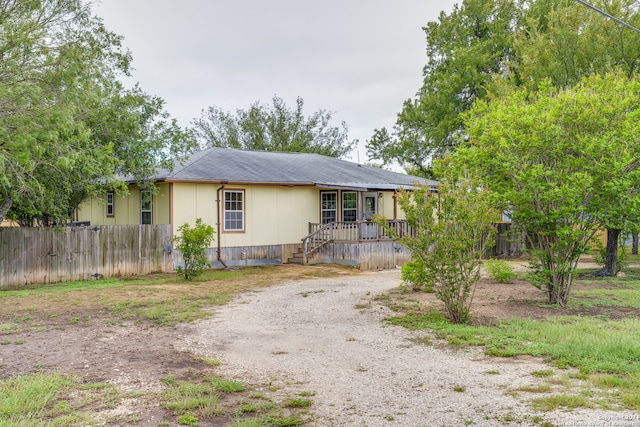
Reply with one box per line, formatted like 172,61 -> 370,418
401,260 -> 434,293
484,258 -> 516,283
394,176 -> 497,324
173,218 -> 216,280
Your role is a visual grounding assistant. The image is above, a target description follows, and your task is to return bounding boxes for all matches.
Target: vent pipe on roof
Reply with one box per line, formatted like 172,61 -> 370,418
216,181 -> 229,269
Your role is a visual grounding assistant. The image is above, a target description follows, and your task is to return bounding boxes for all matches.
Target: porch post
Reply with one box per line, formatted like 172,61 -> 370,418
393,191 -> 398,220
357,191 -> 363,241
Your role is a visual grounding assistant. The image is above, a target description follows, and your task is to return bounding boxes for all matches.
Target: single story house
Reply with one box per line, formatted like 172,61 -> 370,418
77,147 -> 437,270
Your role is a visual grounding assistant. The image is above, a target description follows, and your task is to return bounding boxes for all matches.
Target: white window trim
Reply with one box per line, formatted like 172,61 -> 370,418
106,192 -> 115,217
321,191 -> 338,224
224,189 -> 245,232
140,190 -> 152,224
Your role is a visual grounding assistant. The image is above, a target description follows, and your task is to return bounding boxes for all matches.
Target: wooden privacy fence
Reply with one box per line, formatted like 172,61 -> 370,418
488,223 -> 522,258
0,225 -> 174,287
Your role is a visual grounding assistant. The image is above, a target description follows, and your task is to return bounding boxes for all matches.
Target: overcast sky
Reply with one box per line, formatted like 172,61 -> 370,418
93,0 -> 459,165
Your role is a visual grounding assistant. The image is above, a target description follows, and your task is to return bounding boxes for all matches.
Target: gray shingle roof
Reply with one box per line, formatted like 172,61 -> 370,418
153,147 -> 436,191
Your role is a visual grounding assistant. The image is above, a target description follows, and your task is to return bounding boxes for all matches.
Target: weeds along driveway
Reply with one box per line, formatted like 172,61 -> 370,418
176,269 -> 629,427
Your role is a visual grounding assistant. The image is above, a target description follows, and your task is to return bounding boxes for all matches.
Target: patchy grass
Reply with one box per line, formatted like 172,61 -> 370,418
384,268 -> 640,411
517,384 -> 552,393
531,370 -> 555,378
161,378 -> 221,417
531,393 -> 593,411
0,264 -> 356,426
0,265 -> 358,329
570,271 -> 640,309
0,372 -> 122,426
285,398 -> 313,408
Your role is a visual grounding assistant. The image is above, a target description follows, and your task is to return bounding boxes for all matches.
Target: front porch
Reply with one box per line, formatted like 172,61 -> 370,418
287,220 -> 415,268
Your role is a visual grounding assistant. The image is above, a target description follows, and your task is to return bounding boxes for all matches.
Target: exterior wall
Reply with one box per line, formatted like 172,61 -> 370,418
171,183 -> 319,247
171,183 -> 217,234
79,184 -> 406,241
378,191 -> 405,220
77,184 -> 170,226
77,184 -> 411,270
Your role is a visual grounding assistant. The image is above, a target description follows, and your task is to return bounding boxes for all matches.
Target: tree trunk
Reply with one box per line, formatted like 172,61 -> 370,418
598,228 -> 620,277
0,196 -> 12,223
633,232 -> 638,255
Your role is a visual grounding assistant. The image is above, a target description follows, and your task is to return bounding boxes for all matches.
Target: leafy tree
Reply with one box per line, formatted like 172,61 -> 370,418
192,95 -> 356,158
514,0 -> 640,276
173,218 -> 216,280
366,0 -> 521,172
458,72 -> 640,306
0,0 -> 196,225
368,0 -> 640,274
393,175 -> 497,324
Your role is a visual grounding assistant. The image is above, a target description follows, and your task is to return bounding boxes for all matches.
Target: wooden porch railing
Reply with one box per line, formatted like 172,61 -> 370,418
301,220 -> 414,264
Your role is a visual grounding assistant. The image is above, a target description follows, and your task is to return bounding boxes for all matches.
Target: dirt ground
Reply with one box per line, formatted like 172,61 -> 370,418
0,260 -> 637,426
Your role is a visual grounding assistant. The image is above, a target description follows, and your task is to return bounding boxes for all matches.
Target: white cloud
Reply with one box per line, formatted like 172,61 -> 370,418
94,0 -> 459,164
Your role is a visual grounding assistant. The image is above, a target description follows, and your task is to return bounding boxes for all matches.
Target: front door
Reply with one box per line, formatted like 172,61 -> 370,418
362,192 -> 378,239
363,192 -> 378,220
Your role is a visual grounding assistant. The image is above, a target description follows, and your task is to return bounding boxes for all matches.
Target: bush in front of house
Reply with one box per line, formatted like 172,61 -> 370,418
173,218 -> 216,280
401,260 -> 434,293
484,258 -> 516,283
395,175 -> 497,324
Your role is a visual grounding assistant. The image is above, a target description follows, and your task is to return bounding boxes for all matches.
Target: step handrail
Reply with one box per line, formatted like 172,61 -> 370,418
301,220 -> 414,264
302,222 -> 336,264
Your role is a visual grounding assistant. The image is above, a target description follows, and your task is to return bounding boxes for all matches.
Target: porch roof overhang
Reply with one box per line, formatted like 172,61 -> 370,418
314,182 -> 427,192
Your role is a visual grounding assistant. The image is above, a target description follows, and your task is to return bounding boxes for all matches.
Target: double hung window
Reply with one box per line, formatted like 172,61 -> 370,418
106,192 -> 114,217
224,190 -> 244,231
140,191 -> 152,224
342,192 -> 357,222
321,192 -> 337,224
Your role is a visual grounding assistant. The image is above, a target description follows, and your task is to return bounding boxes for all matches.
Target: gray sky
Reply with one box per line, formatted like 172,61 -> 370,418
93,0 -> 459,164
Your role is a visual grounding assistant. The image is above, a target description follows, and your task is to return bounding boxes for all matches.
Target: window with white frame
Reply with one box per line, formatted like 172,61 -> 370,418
342,191 -> 357,222
321,191 -> 337,224
224,190 -> 244,231
140,191 -> 152,224
106,192 -> 114,217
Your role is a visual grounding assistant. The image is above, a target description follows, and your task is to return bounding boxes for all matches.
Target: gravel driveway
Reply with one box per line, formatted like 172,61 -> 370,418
177,269 -> 637,427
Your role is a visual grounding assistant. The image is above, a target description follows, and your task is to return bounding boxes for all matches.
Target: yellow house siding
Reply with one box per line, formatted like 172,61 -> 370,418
171,183 -> 218,235
77,193 -> 131,225
155,184 -> 171,225
378,192 -> 391,219
77,184 -> 171,226
77,182 -> 413,248
221,185 -> 318,247
170,184 -> 319,247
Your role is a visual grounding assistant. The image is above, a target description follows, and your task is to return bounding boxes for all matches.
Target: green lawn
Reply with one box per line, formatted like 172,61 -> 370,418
386,267 -> 640,411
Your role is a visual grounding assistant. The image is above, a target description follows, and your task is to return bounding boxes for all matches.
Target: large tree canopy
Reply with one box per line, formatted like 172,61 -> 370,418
368,0 -> 640,172
366,0 -> 521,175
0,0 -> 196,225
457,72 -> 640,306
369,0 -> 640,280
192,95 -> 356,158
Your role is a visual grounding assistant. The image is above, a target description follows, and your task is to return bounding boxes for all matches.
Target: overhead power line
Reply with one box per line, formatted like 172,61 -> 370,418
574,0 -> 640,34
